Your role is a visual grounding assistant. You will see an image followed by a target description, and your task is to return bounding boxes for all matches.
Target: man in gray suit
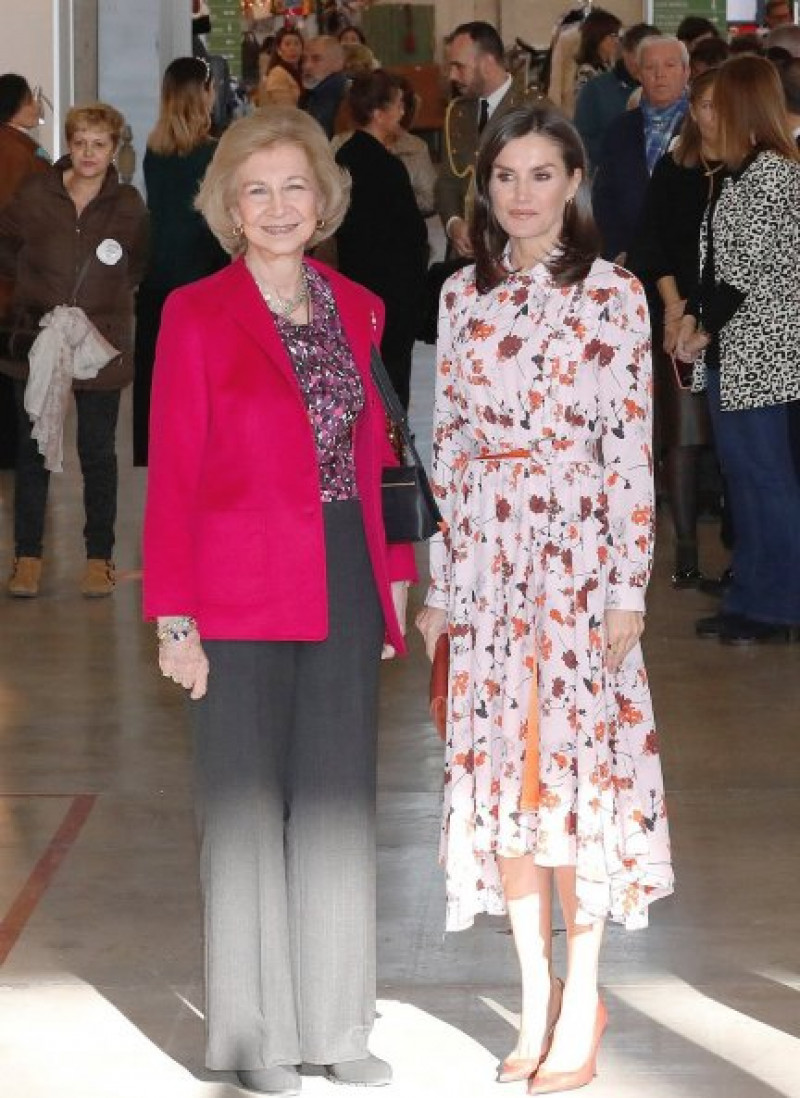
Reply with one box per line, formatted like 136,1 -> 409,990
435,21 -> 542,257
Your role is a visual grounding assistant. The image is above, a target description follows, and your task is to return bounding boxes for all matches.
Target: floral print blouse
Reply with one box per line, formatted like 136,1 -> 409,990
273,263 -> 364,502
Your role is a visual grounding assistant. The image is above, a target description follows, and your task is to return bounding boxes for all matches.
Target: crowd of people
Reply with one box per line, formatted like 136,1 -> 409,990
1,5 -> 799,1096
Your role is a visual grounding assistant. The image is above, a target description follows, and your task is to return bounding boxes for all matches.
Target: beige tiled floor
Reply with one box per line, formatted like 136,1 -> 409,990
0,347 -> 799,1097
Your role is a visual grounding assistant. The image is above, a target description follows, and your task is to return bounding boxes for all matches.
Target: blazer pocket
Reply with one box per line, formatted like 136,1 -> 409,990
194,511 -> 269,604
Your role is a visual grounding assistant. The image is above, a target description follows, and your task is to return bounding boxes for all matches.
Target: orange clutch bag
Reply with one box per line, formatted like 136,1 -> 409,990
429,633 -> 450,741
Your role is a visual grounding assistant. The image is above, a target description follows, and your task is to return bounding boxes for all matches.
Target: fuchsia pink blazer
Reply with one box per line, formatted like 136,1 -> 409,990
142,257 -> 417,652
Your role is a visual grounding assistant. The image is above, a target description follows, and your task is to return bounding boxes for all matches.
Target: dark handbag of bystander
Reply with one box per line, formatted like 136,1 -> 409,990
0,307 -> 42,363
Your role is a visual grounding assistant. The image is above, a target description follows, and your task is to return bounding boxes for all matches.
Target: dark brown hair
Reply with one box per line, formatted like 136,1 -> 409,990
0,74 -> 33,125
471,104 -> 600,294
621,23 -> 660,55
713,54 -> 800,167
728,33 -> 764,57
394,74 -> 419,130
446,22 -> 505,64
676,16 -> 719,47
689,36 -> 730,74
672,68 -> 719,168
347,69 -> 403,128
148,56 -> 213,156
270,27 -> 304,65
338,24 -> 366,45
778,57 -> 800,115
576,9 -> 622,68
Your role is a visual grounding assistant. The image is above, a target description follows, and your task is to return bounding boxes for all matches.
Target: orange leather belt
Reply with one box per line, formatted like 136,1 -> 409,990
475,448 -> 540,810
477,448 -> 533,460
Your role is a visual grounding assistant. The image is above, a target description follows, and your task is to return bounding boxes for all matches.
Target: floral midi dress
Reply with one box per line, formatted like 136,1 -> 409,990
426,258 -> 674,933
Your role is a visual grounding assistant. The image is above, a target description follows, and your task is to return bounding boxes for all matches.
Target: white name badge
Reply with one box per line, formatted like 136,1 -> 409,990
96,238 -> 123,266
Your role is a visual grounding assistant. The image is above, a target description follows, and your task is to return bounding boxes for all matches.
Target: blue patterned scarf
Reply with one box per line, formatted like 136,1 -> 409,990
641,95 -> 688,174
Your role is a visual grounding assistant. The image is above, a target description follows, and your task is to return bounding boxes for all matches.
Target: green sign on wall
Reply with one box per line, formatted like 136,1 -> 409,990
362,4 -> 435,66
208,0 -> 242,78
649,0 -> 727,34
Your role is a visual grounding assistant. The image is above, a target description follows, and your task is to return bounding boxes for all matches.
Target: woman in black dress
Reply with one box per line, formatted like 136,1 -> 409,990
629,68 -> 724,586
334,70 -> 428,409
133,57 -> 228,465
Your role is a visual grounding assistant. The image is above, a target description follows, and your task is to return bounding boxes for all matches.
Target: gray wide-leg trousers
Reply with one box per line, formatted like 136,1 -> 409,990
191,501 -> 385,1071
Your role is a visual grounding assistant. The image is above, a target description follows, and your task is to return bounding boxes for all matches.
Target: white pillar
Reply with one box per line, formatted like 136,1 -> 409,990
97,0 -> 191,190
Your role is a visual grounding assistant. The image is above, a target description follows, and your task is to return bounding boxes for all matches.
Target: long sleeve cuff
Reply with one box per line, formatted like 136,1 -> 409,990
424,581 -> 449,609
605,585 -> 647,613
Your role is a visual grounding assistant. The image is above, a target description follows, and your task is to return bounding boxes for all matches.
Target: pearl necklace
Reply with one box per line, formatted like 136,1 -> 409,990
249,265 -> 308,318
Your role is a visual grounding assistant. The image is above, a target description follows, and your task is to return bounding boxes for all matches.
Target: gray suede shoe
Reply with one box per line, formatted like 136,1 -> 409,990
237,1065 -> 301,1095
325,1054 -> 392,1087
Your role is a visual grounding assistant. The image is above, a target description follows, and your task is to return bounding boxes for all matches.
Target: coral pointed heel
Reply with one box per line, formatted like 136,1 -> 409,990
497,977 -> 564,1083
527,998 -> 607,1095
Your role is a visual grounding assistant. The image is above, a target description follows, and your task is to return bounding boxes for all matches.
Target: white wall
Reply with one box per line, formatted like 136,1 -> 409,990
395,0 -> 646,52
502,0 -> 646,46
0,0 -> 72,159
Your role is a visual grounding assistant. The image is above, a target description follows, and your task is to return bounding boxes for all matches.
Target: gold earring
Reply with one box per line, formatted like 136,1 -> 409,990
316,218 -> 326,230
232,223 -> 243,238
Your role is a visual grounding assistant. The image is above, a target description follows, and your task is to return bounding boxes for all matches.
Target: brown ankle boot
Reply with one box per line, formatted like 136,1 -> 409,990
8,557 -> 42,597
81,558 -> 115,597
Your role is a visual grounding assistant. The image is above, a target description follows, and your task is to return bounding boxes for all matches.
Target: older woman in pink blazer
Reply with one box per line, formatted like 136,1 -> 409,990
143,108 -> 415,1097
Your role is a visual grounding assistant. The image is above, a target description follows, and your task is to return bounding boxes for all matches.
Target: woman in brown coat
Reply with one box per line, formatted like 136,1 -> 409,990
0,102 -> 148,598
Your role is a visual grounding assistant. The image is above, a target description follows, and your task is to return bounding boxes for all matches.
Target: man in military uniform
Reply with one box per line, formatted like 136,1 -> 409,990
435,21 -> 542,258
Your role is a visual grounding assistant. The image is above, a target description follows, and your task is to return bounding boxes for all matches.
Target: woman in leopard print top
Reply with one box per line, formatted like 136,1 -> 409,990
677,56 -> 800,645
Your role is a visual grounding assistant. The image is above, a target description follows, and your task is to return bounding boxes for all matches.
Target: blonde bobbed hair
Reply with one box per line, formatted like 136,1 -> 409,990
65,103 -> 125,146
195,107 -> 351,255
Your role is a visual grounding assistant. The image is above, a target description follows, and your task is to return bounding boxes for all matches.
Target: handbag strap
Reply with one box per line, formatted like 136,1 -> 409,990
369,346 -> 427,470
69,203 -> 117,306
69,254 -> 95,307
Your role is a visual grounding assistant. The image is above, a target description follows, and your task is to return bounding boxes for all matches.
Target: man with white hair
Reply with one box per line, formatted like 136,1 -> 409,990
593,35 -> 689,262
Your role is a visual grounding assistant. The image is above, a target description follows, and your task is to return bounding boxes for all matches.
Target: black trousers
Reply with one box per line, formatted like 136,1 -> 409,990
0,374 -> 17,469
190,500 -> 385,1071
13,380 -> 121,559
380,311 -> 417,411
132,283 -> 168,467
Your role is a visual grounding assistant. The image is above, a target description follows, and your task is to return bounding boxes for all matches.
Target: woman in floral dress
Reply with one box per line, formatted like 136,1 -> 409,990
417,105 -> 673,1095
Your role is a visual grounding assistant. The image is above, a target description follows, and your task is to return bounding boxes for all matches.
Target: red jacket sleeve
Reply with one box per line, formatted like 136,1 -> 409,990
142,290 -> 209,619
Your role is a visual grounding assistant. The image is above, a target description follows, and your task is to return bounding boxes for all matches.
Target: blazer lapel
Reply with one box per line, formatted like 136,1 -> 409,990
222,257 -> 378,403
223,257 -> 302,395
308,259 -> 377,383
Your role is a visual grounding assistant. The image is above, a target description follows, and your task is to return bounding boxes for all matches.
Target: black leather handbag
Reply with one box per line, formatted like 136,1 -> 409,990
0,250 -> 99,364
0,308 -> 42,362
370,347 -> 442,543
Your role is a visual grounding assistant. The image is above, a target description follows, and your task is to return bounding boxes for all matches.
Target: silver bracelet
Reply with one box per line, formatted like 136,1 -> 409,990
156,616 -> 198,645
